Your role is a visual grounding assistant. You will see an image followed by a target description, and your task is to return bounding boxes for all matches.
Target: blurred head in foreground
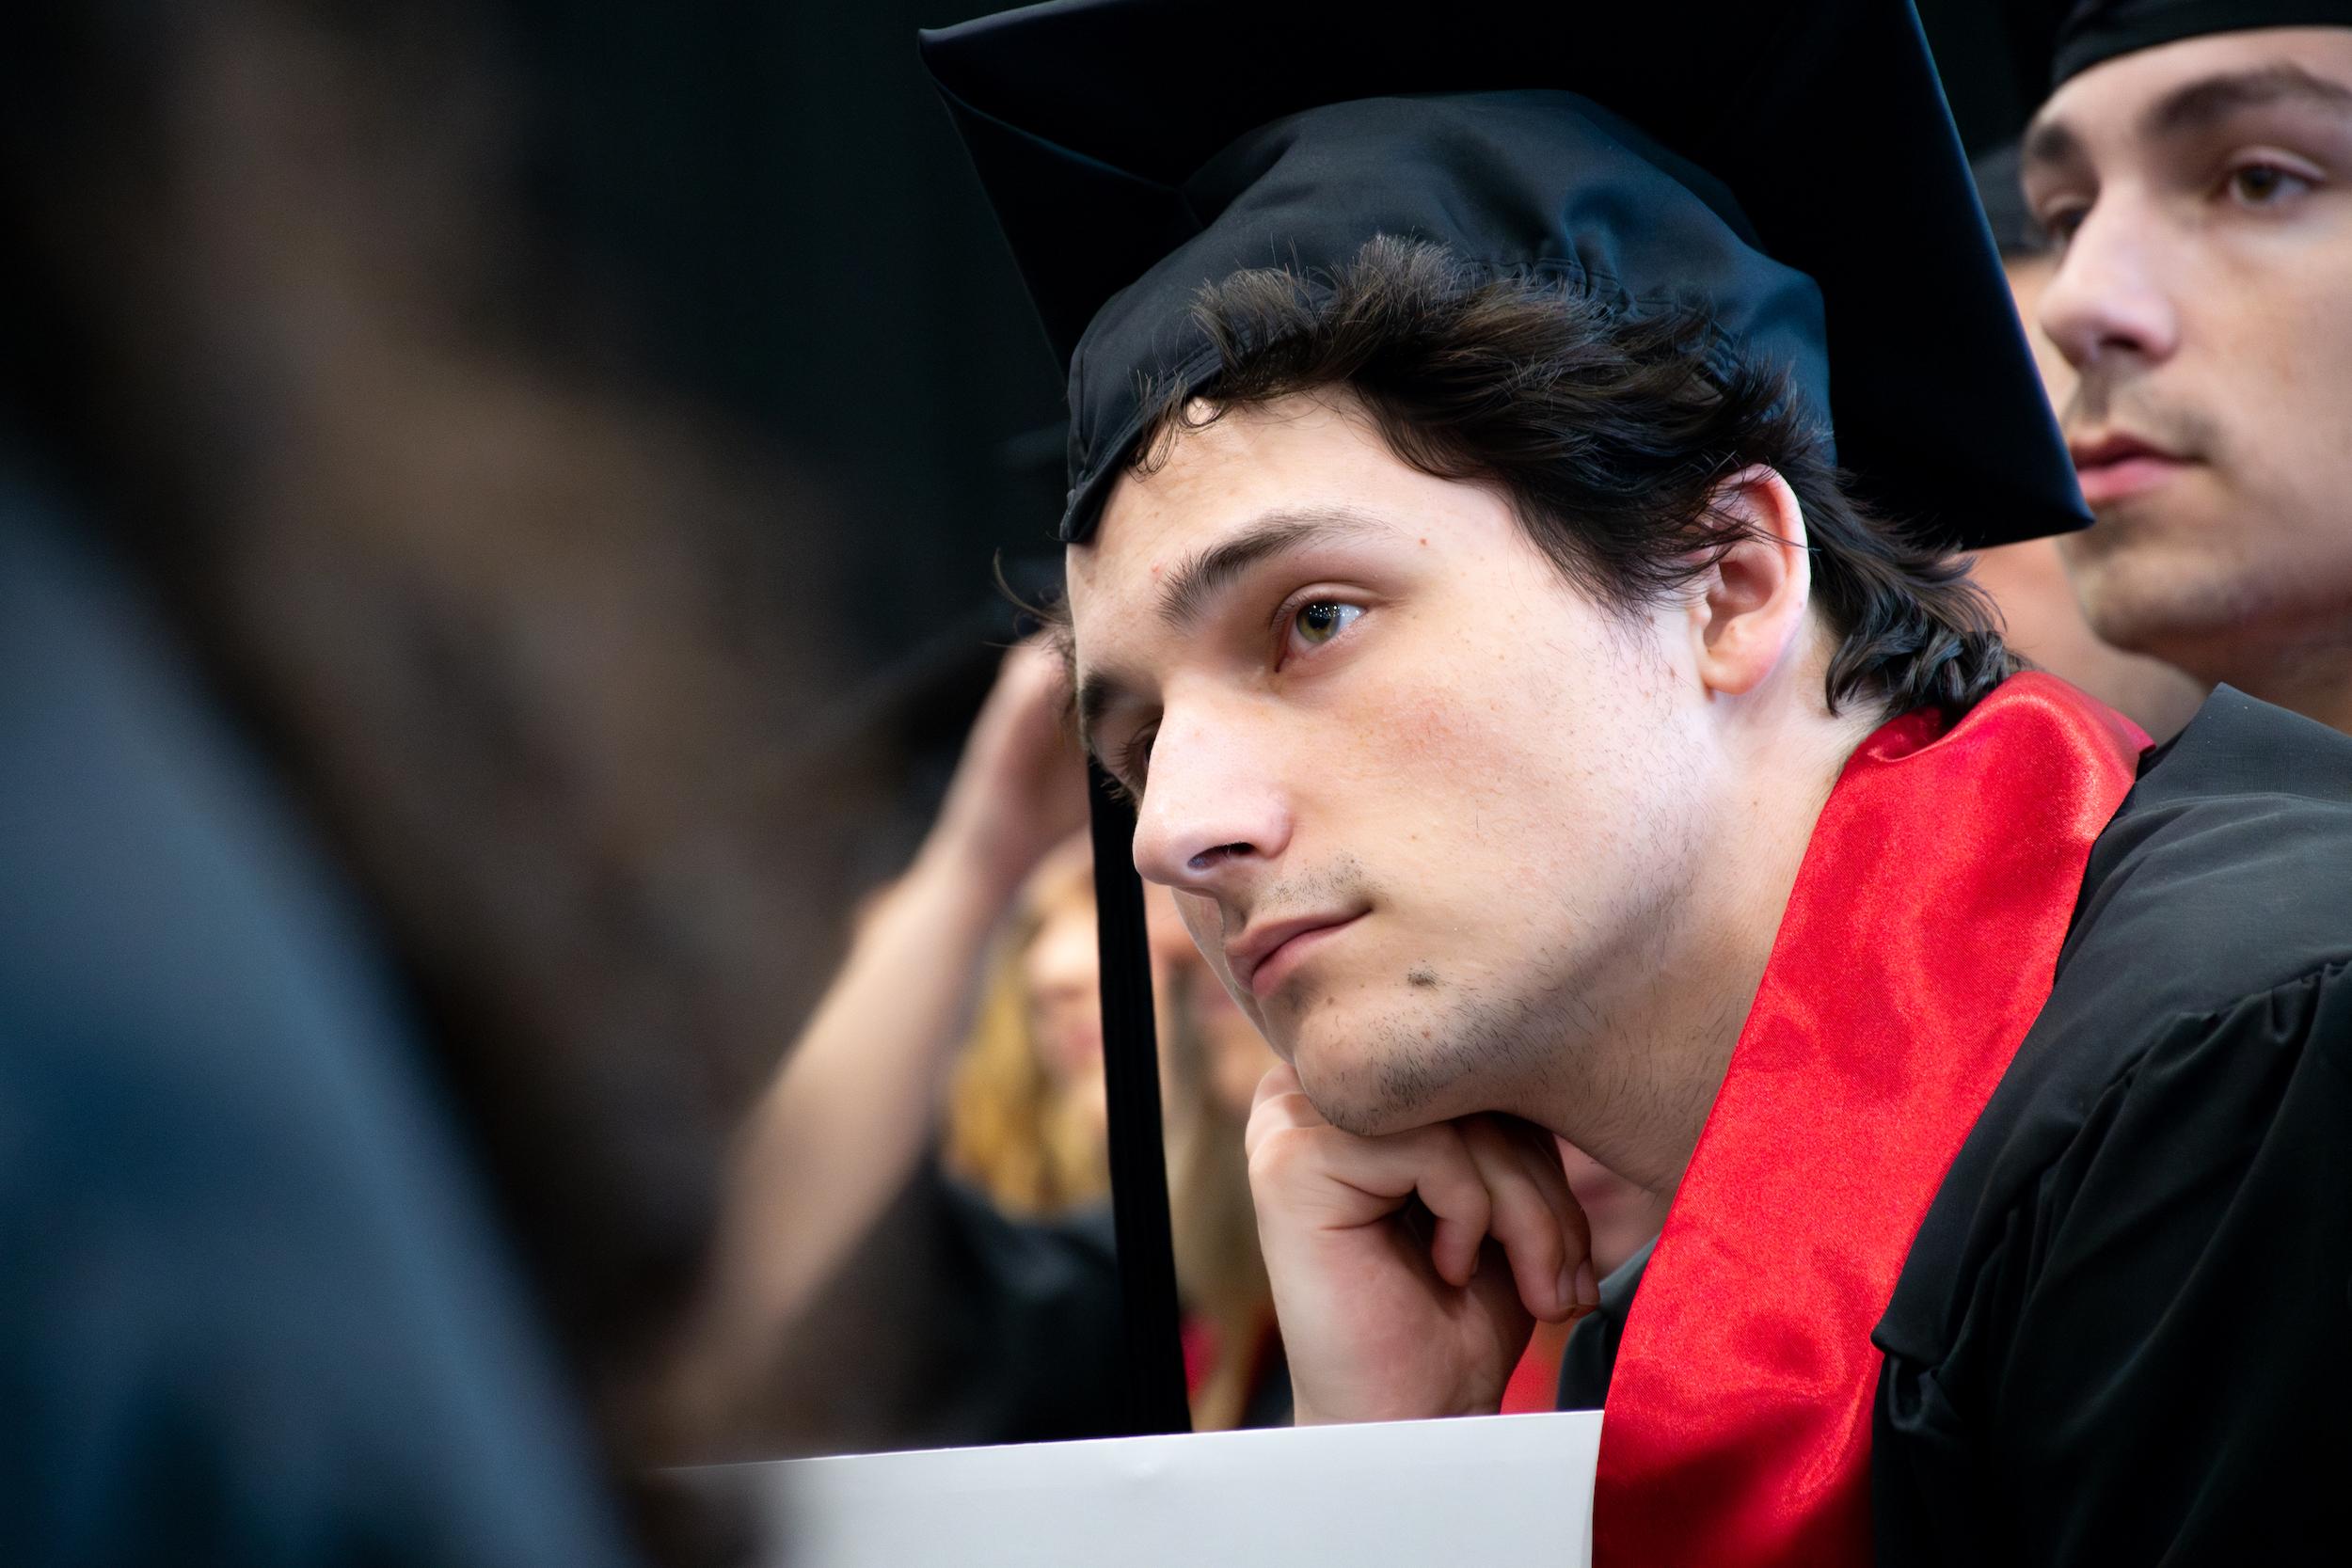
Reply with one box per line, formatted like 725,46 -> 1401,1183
7,5 -> 860,1555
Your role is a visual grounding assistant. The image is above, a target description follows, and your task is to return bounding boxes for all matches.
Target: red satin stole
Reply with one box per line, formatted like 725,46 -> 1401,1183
1593,673 -> 2147,1567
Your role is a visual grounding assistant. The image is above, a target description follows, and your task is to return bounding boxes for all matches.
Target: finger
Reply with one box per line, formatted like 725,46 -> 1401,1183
963,640 -> 1062,759
1534,1138 -> 1600,1314
1459,1118 -> 1570,1319
999,635 -> 1072,714
1295,1122 -> 1494,1289
1497,1120 -> 1588,1250
1248,1115 -> 1495,1285
1509,1122 -> 1597,1311
1251,1060 -> 1305,1115
1460,1117 -> 1581,1322
1404,1127 -> 1493,1289
1243,1067 -> 1321,1164
1515,1123 -> 1609,1316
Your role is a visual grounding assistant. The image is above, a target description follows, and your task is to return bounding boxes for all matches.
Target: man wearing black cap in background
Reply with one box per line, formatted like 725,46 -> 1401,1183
2019,2 -> 2352,733
922,2 -> 2352,1564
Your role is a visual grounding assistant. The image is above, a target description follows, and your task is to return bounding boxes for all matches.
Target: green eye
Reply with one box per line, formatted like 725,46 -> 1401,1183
1293,600 -> 1362,645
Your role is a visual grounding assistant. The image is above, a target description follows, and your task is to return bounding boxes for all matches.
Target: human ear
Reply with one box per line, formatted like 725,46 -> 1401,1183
1687,465 -> 1811,698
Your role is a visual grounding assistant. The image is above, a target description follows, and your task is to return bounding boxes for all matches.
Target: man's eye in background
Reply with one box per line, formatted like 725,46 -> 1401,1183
1292,600 -> 1363,646
2039,202 -> 2088,245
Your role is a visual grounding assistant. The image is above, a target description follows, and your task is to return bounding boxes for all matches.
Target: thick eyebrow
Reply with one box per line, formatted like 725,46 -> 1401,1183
1073,505 -> 1397,757
2019,116 -> 2082,176
1154,507 -> 1392,633
2145,64 -> 2352,142
2023,65 -> 2352,177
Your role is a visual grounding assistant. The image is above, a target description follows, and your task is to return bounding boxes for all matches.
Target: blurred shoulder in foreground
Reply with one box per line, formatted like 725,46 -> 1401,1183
0,480 -> 637,1567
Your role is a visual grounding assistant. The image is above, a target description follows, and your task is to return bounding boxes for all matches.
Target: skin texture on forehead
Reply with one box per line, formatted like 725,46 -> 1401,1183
1061,388 -> 1859,1187
2021,27 -> 2352,730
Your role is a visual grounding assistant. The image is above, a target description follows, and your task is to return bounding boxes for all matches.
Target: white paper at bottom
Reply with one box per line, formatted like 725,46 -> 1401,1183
692,1409 -> 1601,1567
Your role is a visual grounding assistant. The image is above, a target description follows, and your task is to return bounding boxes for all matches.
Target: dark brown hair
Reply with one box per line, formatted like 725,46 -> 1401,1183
1130,235 -> 2016,722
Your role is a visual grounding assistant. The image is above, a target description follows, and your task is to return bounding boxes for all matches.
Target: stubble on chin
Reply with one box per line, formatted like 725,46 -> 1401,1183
2056,390 -> 2253,661
1291,975 -> 1584,1137
2062,501 -> 2290,676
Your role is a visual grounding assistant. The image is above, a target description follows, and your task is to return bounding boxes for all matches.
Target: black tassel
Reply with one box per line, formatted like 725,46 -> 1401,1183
1086,761 -> 1193,1435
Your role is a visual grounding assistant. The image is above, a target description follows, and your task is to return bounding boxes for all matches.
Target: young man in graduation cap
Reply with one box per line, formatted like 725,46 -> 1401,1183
921,1 -> 2352,1562
2016,2 -> 2352,735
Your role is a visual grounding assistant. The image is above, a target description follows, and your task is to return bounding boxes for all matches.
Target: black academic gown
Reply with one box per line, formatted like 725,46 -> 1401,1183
776,1164 -> 1294,1449
1560,685 -> 2352,1566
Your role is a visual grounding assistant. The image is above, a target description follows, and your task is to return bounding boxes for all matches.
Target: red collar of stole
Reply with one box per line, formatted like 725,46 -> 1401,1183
1593,673 -> 2148,1567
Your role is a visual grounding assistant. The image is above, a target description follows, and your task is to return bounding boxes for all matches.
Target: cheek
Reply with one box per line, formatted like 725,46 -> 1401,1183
2057,519 -> 2217,641
2256,278 -> 2352,507
1360,603 -> 1589,770
1321,673 -> 1534,840
2190,241 -> 2352,471
2063,496 -> 2352,655
1343,649 -> 1667,904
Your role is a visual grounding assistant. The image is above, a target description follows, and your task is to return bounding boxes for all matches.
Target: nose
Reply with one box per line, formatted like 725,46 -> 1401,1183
2036,193 -> 2183,374
1127,710 -> 1292,896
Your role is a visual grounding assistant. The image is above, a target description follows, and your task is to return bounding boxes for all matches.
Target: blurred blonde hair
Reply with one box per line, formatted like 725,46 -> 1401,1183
946,851 -> 1276,1427
942,849 -> 1109,1215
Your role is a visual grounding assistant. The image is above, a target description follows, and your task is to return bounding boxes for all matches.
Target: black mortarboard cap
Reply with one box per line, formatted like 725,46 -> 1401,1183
2053,1 -> 2352,88
922,0 -> 2090,554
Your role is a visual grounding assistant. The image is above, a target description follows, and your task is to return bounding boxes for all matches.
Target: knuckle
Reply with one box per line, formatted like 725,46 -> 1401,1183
1494,1187 -> 1555,1254
1246,1123 -> 1317,1188
1430,1165 -> 1492,1226
1518,1211 -> 1568,1270
1244,1090 -> 1310,1143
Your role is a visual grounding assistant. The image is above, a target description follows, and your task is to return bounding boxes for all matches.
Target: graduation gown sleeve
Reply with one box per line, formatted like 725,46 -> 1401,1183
1873,958 -> 2352,1566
